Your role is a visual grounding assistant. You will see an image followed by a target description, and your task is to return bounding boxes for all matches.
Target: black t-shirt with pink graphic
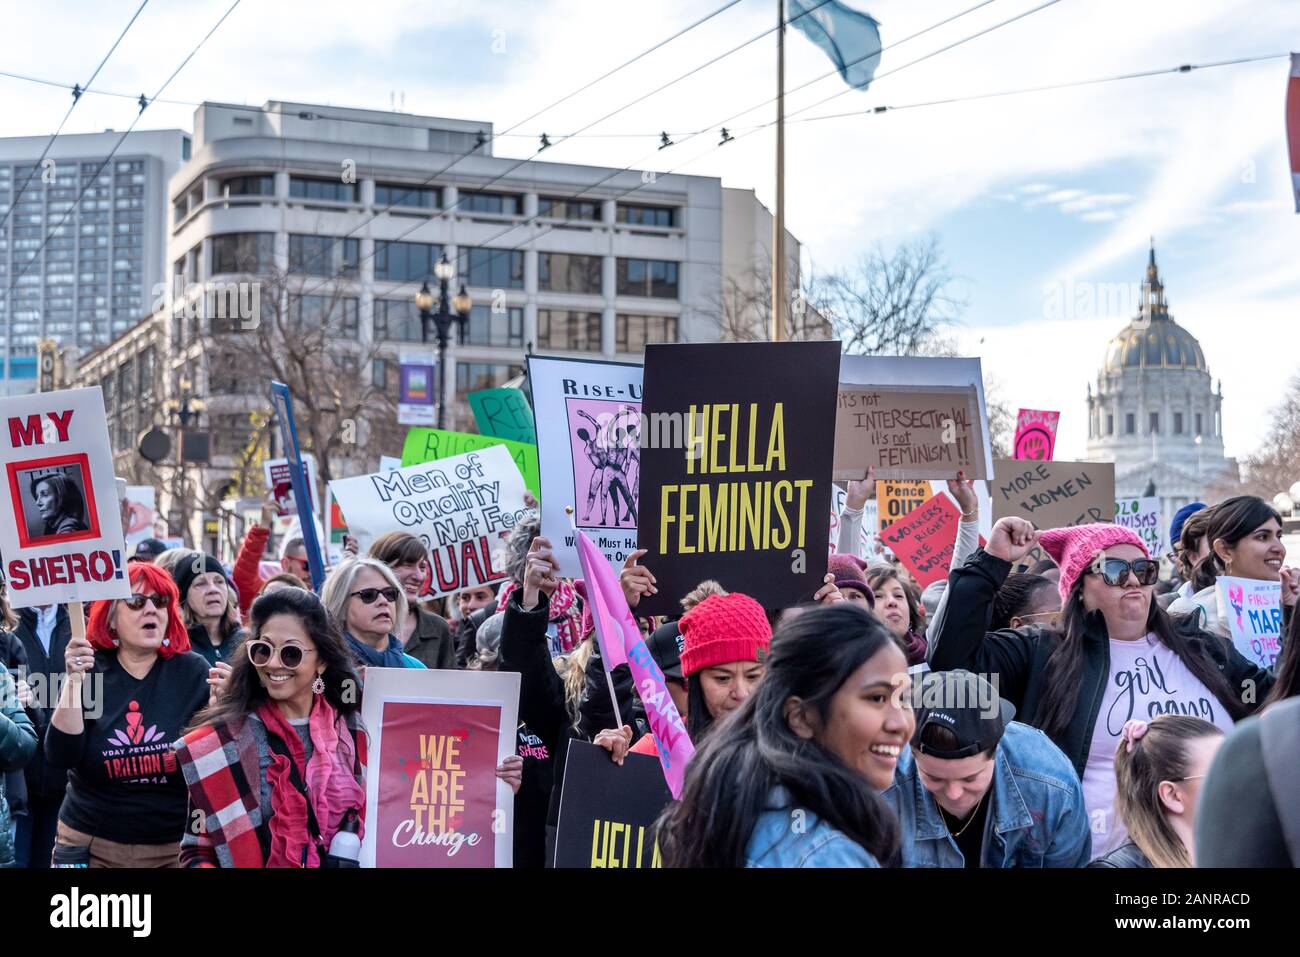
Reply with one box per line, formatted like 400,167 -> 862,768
45,650 -> 210,845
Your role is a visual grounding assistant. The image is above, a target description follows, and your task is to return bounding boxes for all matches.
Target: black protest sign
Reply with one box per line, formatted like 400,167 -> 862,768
635,341 -> 840,614
553,741 -> 672,868
991,459 -> 1116,565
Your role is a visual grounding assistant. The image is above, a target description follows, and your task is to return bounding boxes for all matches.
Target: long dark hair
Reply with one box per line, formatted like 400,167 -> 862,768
186,588 -> 361,732
656,604 -> 902,868
1036,580 -> 1250,739
1264,600 -> 1300,708
1190,496 -> 1282,592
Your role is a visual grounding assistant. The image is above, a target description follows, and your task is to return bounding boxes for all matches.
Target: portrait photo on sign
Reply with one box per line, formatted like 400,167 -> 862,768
7,454 -> 100,548
567,398 -> 640,530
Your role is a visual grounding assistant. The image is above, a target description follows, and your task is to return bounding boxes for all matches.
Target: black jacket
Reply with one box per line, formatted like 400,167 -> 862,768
8,606 -> 72,801
498,589 -> 633,865
929,549 -> 1274,777
1087,840 -> 1151,868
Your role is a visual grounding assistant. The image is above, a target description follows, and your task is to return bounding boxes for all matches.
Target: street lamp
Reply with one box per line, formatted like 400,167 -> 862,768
162,378 -> 207,542
414,254 -> 473,429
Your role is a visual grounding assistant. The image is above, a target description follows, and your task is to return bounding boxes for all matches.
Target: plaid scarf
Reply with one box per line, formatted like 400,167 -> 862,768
496,579 -> 582,653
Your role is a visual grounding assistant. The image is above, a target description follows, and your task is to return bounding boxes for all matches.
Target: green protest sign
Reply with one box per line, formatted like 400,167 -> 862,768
400,428 -> 540,498
469,388 -> 536,444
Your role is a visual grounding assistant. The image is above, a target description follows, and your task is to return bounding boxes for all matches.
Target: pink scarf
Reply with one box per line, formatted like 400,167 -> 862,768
496,579 -> 582,652
258,696 -> 365,868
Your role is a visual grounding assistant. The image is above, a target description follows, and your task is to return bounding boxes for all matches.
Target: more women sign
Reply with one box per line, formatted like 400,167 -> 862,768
360,668 -> 520,868
0,387 -> 130,608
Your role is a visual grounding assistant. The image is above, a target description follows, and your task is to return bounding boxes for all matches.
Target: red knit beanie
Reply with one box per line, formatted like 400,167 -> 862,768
1038,523 -> 1149,604
679,593 -> 771,677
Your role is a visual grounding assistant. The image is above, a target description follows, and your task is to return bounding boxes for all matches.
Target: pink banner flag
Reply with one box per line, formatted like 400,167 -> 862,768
1289,53 -> 1300,212
1013,408 -> 1059,461
573,528 -> 694,798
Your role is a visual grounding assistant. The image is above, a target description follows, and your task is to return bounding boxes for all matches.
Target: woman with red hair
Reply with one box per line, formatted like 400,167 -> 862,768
45,562 -> 212,867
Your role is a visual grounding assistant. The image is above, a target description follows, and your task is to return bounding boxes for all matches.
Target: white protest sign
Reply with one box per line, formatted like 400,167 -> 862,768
328,444 -> 530,598
527,355 -> 642,577
264,452 -> 319,517
1115,496 -> 1162,557
1216,576 -> 1283,670
0,387 -> 131,607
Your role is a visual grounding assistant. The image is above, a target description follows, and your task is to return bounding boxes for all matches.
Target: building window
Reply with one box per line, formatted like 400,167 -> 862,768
374,183 -> 438,209
289,234 -> 360,278
457,246 -> 524,289
210,232 -> 274,274
291,295 -> 359,338
455,362 -> 523,394
538,196 -> 600,221
537,310 -> 602,351
1195,413 -> 1203,436
459,192 -> 520,216
1149,412 -> 1159,434
373,298 -> 423,341
1174,411 -> 1184,435
463,304 -> 524,347
1125,413 -> 1135,435
538,253 -> 601,294
617,204 -> 676,227
182,136 -> 191,160
617,258 -> 678,298
173,198 -> 187,224
289,176 -> 356,203
616,313 -> 677,352
374,241 -> 442,282
372,358 -> 388,388
220,174 -> 275,197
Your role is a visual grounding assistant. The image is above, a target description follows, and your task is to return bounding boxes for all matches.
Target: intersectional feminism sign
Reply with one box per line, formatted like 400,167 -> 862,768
636,341 -> 840,614
0,387 -> 130,607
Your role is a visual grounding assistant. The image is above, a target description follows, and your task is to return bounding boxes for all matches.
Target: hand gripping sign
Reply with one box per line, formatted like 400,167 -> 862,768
0,387 -> 131,607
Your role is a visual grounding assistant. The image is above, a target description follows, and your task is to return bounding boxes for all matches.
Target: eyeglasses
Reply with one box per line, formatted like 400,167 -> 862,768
1169,773 -> 1207,783
121,593 -> 169,611
1017,611 -> 1060,627
1091,558 -> 1159,587
247,639 -> 309,670
350,587 -> 401,605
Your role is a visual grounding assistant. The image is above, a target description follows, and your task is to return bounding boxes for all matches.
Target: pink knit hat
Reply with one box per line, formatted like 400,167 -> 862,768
1037,523 -> 1149,603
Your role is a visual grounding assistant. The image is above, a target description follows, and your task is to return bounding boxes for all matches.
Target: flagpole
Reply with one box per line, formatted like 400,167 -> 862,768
772,0 -> 786,342
566,506 -> 625,732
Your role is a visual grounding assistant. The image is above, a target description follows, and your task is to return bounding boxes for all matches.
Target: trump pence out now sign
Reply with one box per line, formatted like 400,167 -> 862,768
0,387 -> 130,608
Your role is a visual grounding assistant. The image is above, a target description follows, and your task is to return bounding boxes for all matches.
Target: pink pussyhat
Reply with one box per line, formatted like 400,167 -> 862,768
1037,523 -> 1149,604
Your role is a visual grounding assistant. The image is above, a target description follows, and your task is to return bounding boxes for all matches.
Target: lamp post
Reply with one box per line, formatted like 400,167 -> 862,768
414,254 -> 472,430
162,379 -> 206,544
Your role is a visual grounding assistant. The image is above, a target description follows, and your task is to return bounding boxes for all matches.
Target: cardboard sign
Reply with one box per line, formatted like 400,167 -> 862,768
834,356 -> 992,481
263,452 -> 318,517
1217,577 -> 1283,670
123,486 -> 156,548
401,427 -> 540,499
1013,408 -> 1060,461
360,668 -> 520,868
398,351 -> 437,427
879,493 -> 965,589
636,341 -> 840,614
1115,496 -> 1162,558
330,445 -> 531,598
528,356 -> 643,577
992,459 -> 1116,566
0,387 -> 131,608
469,387 -> 536,445
553,741 -> 671,868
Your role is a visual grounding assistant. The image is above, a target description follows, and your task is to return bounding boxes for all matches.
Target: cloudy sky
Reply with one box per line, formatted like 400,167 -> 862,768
2,0 -> 1296,461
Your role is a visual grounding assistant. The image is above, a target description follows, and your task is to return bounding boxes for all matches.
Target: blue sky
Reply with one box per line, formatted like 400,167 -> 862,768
2,0 -> 1296,463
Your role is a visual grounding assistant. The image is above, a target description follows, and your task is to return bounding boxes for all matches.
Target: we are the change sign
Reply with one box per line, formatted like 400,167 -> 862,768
329,444 -> 531,597
0,387 -> 131,607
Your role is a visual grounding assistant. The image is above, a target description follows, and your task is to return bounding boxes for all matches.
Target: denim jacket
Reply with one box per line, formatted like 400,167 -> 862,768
745,788 -> 881,868
883,722 -> 1091,868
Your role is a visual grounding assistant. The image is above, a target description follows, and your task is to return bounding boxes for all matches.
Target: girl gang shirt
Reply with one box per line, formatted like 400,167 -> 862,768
1083,634 -> 1234,856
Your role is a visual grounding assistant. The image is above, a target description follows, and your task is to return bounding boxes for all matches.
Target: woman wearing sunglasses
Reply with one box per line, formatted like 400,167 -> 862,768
45,562 -> 211,867
175,587 -> 366,867
930,518 -> 1272,859
320,557 -> 425,670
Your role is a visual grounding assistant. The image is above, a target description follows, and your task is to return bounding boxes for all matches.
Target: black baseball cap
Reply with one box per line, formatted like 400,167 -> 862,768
132,538 -> 167,560
913,670 -> 1016,759
646,620 -> 685,682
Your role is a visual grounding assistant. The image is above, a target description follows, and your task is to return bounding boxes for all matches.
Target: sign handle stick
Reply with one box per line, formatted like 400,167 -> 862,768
69,600 -> 85,642
566,506 -> 624,732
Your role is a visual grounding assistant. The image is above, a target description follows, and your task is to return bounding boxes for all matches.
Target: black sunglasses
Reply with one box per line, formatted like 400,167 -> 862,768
122,593 -> 169,611
1091,558 -> 1159,587
350,586 -> 401,605
247,639 -> 306,669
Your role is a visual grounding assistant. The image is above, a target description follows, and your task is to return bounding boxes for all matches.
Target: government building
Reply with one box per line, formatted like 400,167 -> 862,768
1084,243 -> 1238,548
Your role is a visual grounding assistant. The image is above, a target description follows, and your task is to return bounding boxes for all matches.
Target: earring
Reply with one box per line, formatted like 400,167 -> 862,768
162,638 -> 170,647
312,675 -> 325,695
111,638 -> 120,647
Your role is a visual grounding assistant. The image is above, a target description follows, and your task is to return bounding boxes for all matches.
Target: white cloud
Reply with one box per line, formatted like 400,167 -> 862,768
1080,209 -> 1119,222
